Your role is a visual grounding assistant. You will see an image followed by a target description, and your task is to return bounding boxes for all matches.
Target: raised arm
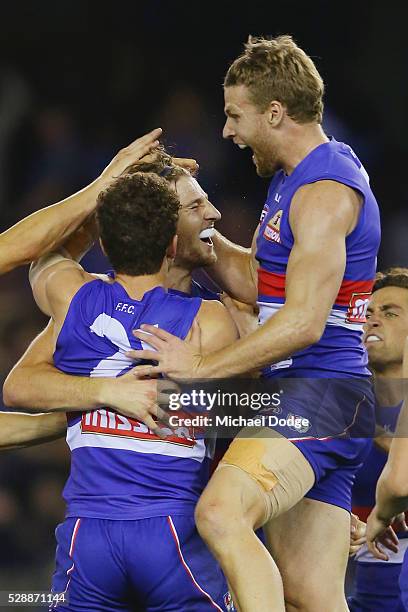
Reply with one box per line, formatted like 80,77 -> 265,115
132,180 -> 361,379
0,129 -> 161,275
206,229 -> 259,305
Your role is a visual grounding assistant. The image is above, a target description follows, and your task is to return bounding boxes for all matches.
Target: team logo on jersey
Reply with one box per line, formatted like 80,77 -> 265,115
80,408 -> 199,447
224,591 -> 236,611
263,209 -> 282,244
346,292 -> 371,324
287,413 -> 311,434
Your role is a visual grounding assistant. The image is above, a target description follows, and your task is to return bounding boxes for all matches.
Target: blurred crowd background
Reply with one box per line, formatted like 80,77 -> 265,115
0,0 -> 407,604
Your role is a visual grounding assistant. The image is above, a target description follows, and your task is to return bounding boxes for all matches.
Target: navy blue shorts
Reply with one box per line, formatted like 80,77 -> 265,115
400,549 -> 408,611
294,437 -> 373,511
261,376 -> 376,512
347,561 -> 405,611
50,515 -> 233,611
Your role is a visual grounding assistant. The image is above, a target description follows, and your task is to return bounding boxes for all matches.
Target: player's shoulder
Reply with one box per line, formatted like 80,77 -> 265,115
198,298 -> 227,318
197,299 -> 238,338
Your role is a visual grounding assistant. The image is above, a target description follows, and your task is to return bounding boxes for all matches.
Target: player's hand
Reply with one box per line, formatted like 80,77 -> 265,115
98,129 -> 162,186
172,157 -> 199,175
349,513 -> 366,557
220,293 -> 258,338
127,320 -> 203,380
366,506 -> 400,561
100,366 -> 171,438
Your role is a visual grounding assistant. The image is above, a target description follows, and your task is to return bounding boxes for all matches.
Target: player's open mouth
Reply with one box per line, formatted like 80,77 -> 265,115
199,227 -> 215,246
365,334 -> 382,344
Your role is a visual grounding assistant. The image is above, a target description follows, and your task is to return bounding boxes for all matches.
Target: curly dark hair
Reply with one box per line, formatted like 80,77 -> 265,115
96,172 -> 180,275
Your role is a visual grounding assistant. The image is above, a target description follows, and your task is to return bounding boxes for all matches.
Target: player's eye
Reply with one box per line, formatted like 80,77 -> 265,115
385,311 -> 397,318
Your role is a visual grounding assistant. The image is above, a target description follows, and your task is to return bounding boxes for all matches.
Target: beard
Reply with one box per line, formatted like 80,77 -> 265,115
253,147 -> 281,178
174,241 -> 217,270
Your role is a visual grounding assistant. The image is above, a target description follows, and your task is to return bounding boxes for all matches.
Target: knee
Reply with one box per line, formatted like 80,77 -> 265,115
284,584 -> 346,612
195,496 -> 240,546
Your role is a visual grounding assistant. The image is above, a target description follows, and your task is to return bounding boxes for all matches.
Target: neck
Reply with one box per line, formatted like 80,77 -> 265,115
115,269 -> 167,301
372,364 -> 404,406
166,264 -> 193,294
279,123 -> 329,175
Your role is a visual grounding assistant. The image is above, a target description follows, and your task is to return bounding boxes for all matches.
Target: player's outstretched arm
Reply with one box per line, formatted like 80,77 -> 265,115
205,229 -> 259,305
0,129 -> 161,275
130,180 -> 361,379
0,412 -> 66,451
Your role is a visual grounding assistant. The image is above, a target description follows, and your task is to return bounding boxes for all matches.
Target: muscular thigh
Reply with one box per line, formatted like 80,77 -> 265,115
215,428 -> 315,525
264,498 -> 350,605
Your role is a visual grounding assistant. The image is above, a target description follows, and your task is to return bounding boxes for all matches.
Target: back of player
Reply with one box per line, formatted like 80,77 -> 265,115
35,172 -> 234,612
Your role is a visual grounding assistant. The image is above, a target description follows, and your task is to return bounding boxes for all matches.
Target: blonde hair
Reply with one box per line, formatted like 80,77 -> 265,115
224,35 -> 324,124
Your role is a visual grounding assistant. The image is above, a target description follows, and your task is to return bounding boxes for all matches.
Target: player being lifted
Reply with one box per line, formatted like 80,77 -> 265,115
128,36 -> 381,612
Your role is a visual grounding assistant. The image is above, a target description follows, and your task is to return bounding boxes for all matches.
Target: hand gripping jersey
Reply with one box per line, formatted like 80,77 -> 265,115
256,138 -> 381,377
54,280 -> 205,520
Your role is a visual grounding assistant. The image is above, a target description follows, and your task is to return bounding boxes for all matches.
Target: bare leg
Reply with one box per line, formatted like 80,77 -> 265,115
195,464 -> 285,612
265,498 -> 350,612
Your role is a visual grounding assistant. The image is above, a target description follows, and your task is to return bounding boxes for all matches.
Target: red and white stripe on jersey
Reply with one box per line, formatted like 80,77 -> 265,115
66,414 -> 206,462
258,268 -> 373,326
258,300 -> 366,332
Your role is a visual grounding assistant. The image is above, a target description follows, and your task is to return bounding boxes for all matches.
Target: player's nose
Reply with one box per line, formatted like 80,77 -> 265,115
223,119 -> 235,140
365,314 -> 381,331
205,200 -> 221,221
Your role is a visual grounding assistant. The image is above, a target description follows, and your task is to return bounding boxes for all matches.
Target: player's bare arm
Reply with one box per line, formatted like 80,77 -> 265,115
0,412 -> 66,451
130,180 -> 361,378
195,298 -> 239,351
206,228 -> 259,305
3,319 -> 167,437
367,338 -> 408,559
0,129 -> 161,275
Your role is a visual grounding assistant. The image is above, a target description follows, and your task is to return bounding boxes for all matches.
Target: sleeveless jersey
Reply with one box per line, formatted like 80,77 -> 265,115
256,138 -> 381,377
54,279 -> 204,520
170,279 -> 220,301
353,401 -> 408,564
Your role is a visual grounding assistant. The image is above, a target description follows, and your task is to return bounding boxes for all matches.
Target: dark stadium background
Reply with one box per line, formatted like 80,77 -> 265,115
0,1 -> 406,604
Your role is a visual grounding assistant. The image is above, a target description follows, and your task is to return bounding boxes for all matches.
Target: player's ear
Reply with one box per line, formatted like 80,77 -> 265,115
267,100 -> 285,127
99,238 -> 107,256
166,235 -> 177,260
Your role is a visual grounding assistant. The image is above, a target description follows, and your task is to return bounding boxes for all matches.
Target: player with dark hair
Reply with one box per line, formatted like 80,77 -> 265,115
348,268 -> 408,611
25,166 -> 237,611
